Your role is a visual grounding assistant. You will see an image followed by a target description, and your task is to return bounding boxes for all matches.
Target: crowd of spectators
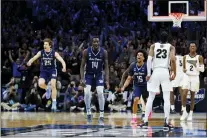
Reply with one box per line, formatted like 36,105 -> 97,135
1,0 -> 206,112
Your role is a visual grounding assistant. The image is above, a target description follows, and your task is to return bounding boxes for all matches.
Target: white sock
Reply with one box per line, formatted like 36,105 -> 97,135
171,105 -> 175,110
100,111 -> 104,117
144,92 -> 156,123
189,110 -> 193,116
181,106 -> 184,111
183,107 -> 186,113
163,91 -> 170,124
52,99 -> 56,102
133,114 -> 137,118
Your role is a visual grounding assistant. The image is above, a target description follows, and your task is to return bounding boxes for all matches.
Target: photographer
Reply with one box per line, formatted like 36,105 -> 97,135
64,82 -> 84,111
23,76 -> 42,111
1,85 -> 20,111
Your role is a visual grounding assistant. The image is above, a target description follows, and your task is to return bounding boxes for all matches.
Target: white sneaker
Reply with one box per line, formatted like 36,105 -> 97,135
70,106 -> 76,111
187,114 -> 192,121
180,111 -> 188,121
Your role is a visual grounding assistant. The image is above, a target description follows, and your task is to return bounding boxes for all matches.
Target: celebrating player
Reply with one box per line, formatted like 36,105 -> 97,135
139,31 -> 176,131
27,38 -> 66,111
121,50 -> 149,124
80,36 -> 109,125
180,42 -> 204,121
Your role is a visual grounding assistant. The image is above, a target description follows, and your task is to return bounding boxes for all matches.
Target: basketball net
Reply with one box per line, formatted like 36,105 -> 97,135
169,13 -> 184,28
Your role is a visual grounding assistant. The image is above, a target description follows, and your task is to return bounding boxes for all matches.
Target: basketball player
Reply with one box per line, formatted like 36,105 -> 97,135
180,42 -> 204,121
170,48 -> 184,114
121,50 -> 148,124
80,37 -> 109,125
139,31 -> 176,131
27,38 -> 66,111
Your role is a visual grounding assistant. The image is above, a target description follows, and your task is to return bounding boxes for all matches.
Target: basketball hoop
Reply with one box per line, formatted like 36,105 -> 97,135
169,13 -> 184,28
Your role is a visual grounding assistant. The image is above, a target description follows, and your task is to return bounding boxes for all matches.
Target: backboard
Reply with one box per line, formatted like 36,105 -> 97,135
148,0 -> 206,22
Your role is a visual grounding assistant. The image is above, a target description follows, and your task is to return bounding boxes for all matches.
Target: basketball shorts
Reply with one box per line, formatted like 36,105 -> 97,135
171,72 -> 184,88
147,68 -> 172,92
133,86 -> 148,100
40,69 -> 57,80
85,73 -> 104,86
182,74 -> 200,92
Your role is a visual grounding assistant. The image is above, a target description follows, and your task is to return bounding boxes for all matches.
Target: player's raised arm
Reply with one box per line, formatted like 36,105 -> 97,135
104,50 -> 110,89
27,51 -> 41,66
119,62 -> 134,87
80,49 -> 87,84
170,45 -> 176,79
146,44 -> 155,78
55,52 -> 66,72
196,55 -> 204,72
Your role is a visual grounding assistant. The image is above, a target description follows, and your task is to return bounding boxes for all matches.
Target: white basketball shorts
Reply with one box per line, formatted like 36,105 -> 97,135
182,74 -> 200,92
147,68 -> 172,92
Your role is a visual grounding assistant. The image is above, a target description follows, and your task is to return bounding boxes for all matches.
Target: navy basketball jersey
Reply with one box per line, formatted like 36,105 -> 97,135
40,49 -> 57,70
85,47 -> 105,75
129,62 -> 147,86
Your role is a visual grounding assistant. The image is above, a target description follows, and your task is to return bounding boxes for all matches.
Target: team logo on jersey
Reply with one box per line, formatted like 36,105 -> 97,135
177,88 -> 205,105
186,60 -> 197,65
99,80 -> 103,83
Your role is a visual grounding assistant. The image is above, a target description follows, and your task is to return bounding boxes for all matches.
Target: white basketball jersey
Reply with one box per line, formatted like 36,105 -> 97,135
153,43 -> 171,69
176,55 -> 184,73
185,54 -> 200,76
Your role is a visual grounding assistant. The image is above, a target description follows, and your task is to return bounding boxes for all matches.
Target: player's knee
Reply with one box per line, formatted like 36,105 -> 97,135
51,83 -> 56,89
134,97 -> 140,103
38,80 -> 45,88
96,86 -> 104,96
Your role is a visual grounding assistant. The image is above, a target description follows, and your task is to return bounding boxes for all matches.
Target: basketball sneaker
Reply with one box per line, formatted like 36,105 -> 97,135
170,109 -> 176,114
163,121 -> 174,131
187,114 -> 192,121
98,117 -> 104,126
51,101 -> 57,111
138,122 -> 148,129
180,111 -> 188,121
131,117 -> 137,124
86,114 -> 92,124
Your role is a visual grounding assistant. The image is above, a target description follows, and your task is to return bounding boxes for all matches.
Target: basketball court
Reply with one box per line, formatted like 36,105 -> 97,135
1,112 -> 207,137
1,0 -> 207,138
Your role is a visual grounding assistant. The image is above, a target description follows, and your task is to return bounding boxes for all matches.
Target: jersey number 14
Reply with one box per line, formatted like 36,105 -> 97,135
92,61 -> 98,69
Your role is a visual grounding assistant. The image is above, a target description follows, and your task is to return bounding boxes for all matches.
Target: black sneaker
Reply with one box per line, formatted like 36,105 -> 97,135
138,122 -> 148,129
163,122 -> 174,131
180,110 -> 183,115
170,109 -> 176,114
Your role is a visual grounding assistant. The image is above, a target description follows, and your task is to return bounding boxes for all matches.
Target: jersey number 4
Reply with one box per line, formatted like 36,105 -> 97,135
92,61 -> 98,69
156,49 -> 167,59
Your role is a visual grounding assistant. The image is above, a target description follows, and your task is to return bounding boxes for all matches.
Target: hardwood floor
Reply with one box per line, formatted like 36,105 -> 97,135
1,112 -> 206,137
